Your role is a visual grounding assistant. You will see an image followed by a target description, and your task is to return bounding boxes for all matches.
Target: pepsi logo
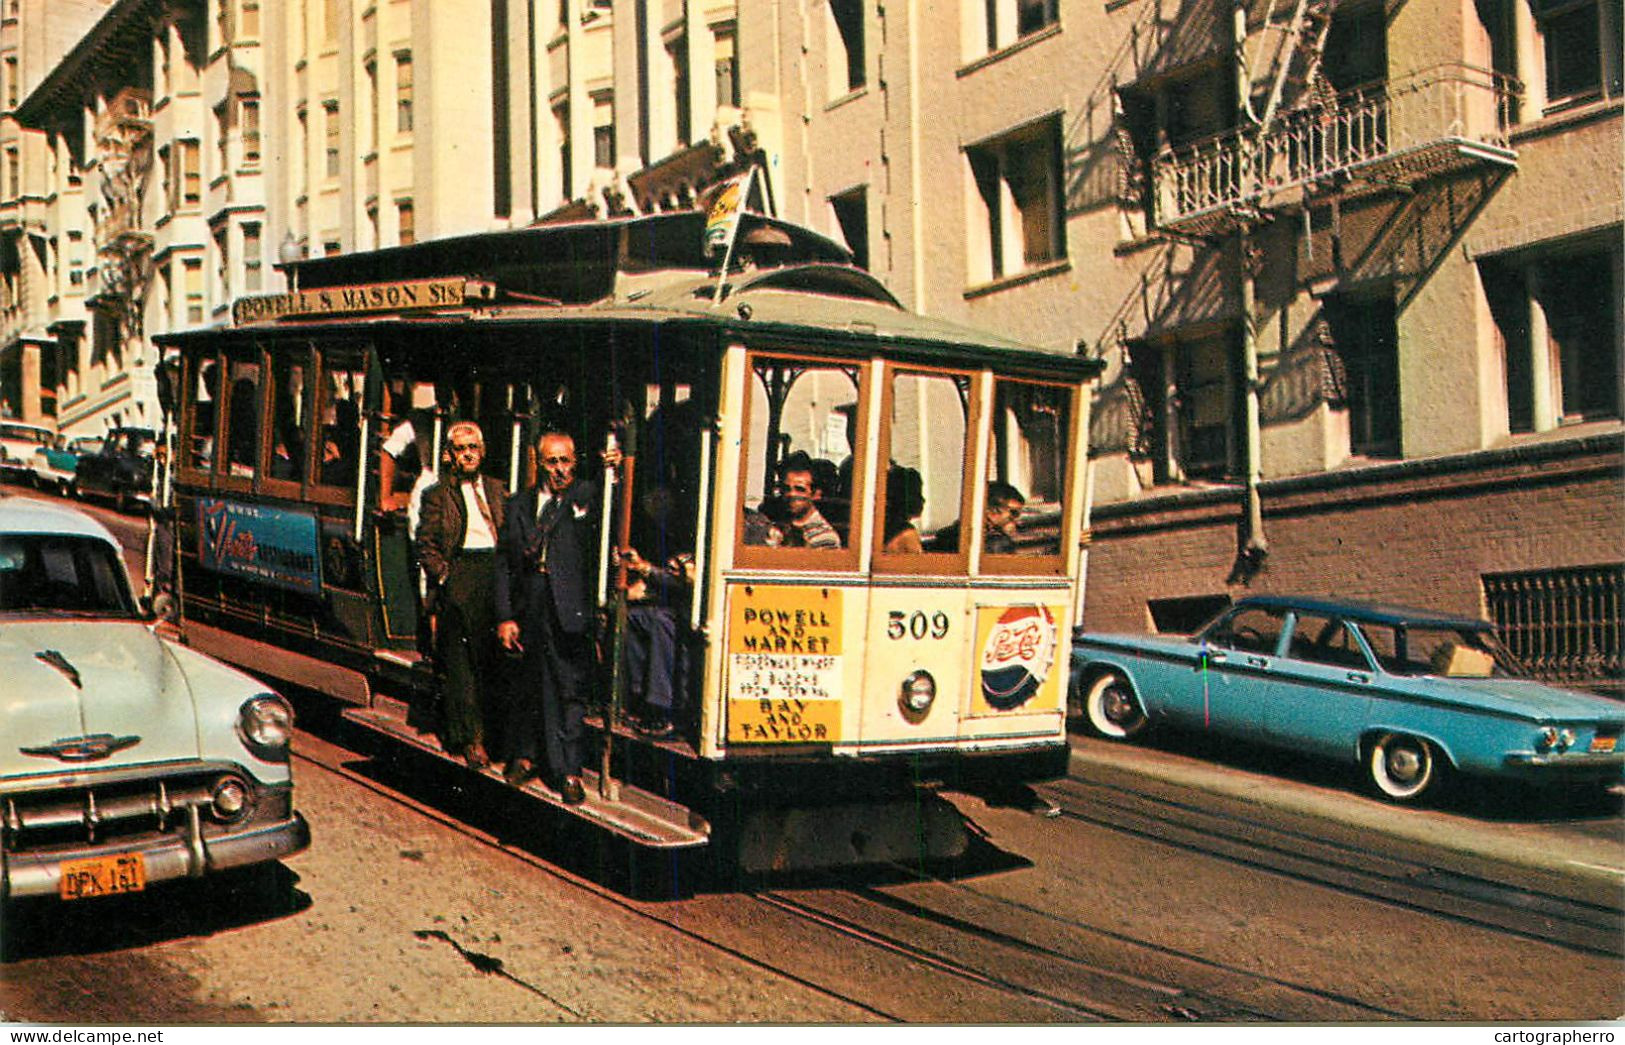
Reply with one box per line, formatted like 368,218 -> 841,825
979,605 -> 1057,710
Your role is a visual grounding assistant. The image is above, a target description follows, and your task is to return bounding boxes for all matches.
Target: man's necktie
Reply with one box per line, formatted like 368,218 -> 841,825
468,480 -> 496,538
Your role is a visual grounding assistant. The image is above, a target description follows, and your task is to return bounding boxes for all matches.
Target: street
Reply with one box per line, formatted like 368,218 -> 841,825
2,486 -> 1622,1024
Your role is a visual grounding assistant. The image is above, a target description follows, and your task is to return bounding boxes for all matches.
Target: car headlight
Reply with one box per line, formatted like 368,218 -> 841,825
899,670 -> 936,719
238,693 -> 295,762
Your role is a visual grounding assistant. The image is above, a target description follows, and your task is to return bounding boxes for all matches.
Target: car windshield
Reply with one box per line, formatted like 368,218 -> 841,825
1356,621 -> 1529,678
0,534 -> 138,618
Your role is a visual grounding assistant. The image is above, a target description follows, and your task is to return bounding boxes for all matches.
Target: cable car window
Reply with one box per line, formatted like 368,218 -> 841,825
184,352 -> 221,475
982,378 -> 1073,573
222,348 -> 263,480
267,345 -> 311,485
738,355 -> 867,569
878,369 -> 974,570
315,350 -> 367,491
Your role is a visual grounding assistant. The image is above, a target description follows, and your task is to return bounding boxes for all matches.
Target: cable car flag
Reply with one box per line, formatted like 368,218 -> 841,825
704,168 -> 755,257
706,168 -> 756,305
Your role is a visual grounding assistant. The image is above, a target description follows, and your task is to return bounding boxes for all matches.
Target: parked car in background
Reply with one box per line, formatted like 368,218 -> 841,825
73,426 -> 157,511
0,422 -> 54,483
29,434 -> 104,495
1070,594 -> 1625,803
0,496 -> 309,957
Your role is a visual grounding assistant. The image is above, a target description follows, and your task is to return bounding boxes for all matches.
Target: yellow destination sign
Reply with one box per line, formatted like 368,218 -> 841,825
232,277 -> 468,325
726,585 -> 844,743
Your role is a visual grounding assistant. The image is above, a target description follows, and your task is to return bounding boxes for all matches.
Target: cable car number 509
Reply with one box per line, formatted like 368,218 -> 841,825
885,610 -> 951,641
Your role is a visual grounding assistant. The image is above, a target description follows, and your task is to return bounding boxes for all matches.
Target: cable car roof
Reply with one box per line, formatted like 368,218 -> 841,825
158,212 -> 1102,379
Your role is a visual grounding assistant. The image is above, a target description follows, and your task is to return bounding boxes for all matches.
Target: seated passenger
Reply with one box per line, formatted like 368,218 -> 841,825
927,481 -> 1025,554
776,451 -> 841,549
882,465 -> 925,553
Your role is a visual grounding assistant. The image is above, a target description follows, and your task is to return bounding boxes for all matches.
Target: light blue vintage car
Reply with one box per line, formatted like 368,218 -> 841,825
0,496 -> 308,949
1071,594 -> 1625,802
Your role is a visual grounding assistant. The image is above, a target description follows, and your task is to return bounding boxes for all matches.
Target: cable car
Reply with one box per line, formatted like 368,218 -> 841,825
153,210 -> 1102,870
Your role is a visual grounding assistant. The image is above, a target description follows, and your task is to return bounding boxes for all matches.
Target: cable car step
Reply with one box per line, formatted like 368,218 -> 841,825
584,713 -> 700,760
341,706 -> 710,850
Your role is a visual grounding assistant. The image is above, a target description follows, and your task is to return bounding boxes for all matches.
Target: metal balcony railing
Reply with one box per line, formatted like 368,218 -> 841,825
1151,64 -> 1522,233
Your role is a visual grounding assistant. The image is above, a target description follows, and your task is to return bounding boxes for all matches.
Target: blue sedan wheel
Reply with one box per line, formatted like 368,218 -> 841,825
1084,671 -> 1148,741
1368,732 -> 1444,802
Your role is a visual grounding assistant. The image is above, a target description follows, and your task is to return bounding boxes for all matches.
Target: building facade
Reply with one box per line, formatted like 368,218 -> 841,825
9,0 -> 1623,685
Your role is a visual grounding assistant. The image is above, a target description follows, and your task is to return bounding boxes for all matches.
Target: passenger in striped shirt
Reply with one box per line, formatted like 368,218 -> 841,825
777,451 -> 841,549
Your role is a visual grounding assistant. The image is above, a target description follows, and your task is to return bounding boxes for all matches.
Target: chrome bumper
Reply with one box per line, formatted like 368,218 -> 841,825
4,812 -> 309,900
1504,751 -> 1625,770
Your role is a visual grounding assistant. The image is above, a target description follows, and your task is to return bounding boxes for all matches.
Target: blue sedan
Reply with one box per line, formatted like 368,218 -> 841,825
1070,595 -> 1625,802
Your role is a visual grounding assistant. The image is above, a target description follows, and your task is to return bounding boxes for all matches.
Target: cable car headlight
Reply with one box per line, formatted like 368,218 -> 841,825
238,694 -> 295,762
899,670 -> 937,719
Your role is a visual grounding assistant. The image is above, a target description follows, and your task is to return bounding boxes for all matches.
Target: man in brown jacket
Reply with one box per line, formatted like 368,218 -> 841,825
414,420 -> 507,767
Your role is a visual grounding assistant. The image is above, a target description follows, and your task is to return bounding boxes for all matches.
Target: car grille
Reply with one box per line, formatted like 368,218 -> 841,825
1,767 -> 284,856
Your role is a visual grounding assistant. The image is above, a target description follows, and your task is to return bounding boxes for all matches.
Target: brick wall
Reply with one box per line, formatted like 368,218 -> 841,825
1083,432 -> 1625,635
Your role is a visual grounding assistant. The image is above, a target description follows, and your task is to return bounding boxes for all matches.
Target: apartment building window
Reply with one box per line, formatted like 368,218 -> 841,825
1324,294 -> 1400,456
364,61 -> 379,154
555,103 -> 572,200
240,0 -> 260,39
669,37 -> 691,145
323,240 -> 341,257
492,0 -> 512,219
5,56 -> 16,110
830,187 -> 869,270
214,224 -> 230,302
215,102 -> 230,175
965,115 -> 1065,284
978,0 -> 1058,54
396,52 -> 414,133
184,257 -> 204,324
4,146 -> 15,200
323,100 -> 341,178
217,0 -> 232,48
598,99 -> 614,169
324,0 -> 338,44
1323,2 -> 1388,93
828,0 -> 865,96
242,97 -> 261,165
242,222 -> 262,291
1126,331 -> 1238,483
715,25 -> 739,108
176,140 -> 201,208
1535,0 -> 1623,106
1483,245 -> 1622,428
397,199 -> 414,245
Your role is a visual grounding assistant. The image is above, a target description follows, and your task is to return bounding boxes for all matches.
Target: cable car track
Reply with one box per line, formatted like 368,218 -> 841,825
1036,775 -> 1624,959
284,732 -> 1513,1022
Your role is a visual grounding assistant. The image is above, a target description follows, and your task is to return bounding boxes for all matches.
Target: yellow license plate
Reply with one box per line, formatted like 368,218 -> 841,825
59,853 -> 147,900
1591,735 -> 1617,753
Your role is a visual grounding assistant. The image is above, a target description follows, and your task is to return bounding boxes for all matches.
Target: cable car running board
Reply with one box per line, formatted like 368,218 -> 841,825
341,705 -> 710,849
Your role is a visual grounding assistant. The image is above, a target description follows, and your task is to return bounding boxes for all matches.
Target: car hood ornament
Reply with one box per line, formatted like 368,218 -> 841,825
34,648 -> 83,689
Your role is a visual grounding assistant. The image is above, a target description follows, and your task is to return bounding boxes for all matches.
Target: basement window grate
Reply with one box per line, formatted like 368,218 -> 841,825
1483,563 -> 1624,689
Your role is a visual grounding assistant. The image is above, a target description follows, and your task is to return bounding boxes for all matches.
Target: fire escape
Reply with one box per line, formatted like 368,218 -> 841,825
1107,0 -> 1522,573
88,86 -> 155,360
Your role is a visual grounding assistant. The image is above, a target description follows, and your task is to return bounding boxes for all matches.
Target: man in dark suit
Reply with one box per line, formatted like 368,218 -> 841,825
495,430 -> 602,804
414,420 -> 508,768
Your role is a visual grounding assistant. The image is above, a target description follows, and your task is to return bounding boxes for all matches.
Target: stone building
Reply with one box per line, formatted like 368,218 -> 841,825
8,0 -> 1622,686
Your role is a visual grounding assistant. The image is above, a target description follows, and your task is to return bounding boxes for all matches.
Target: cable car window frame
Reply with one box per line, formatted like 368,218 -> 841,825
177,347 -> 220,486
262,340 -> 316,496
734,350 -> 871,573
216,343 -> 266,493
979,376 -> 1079,579
307,342 -> 372,507
871,365 -> 979,576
